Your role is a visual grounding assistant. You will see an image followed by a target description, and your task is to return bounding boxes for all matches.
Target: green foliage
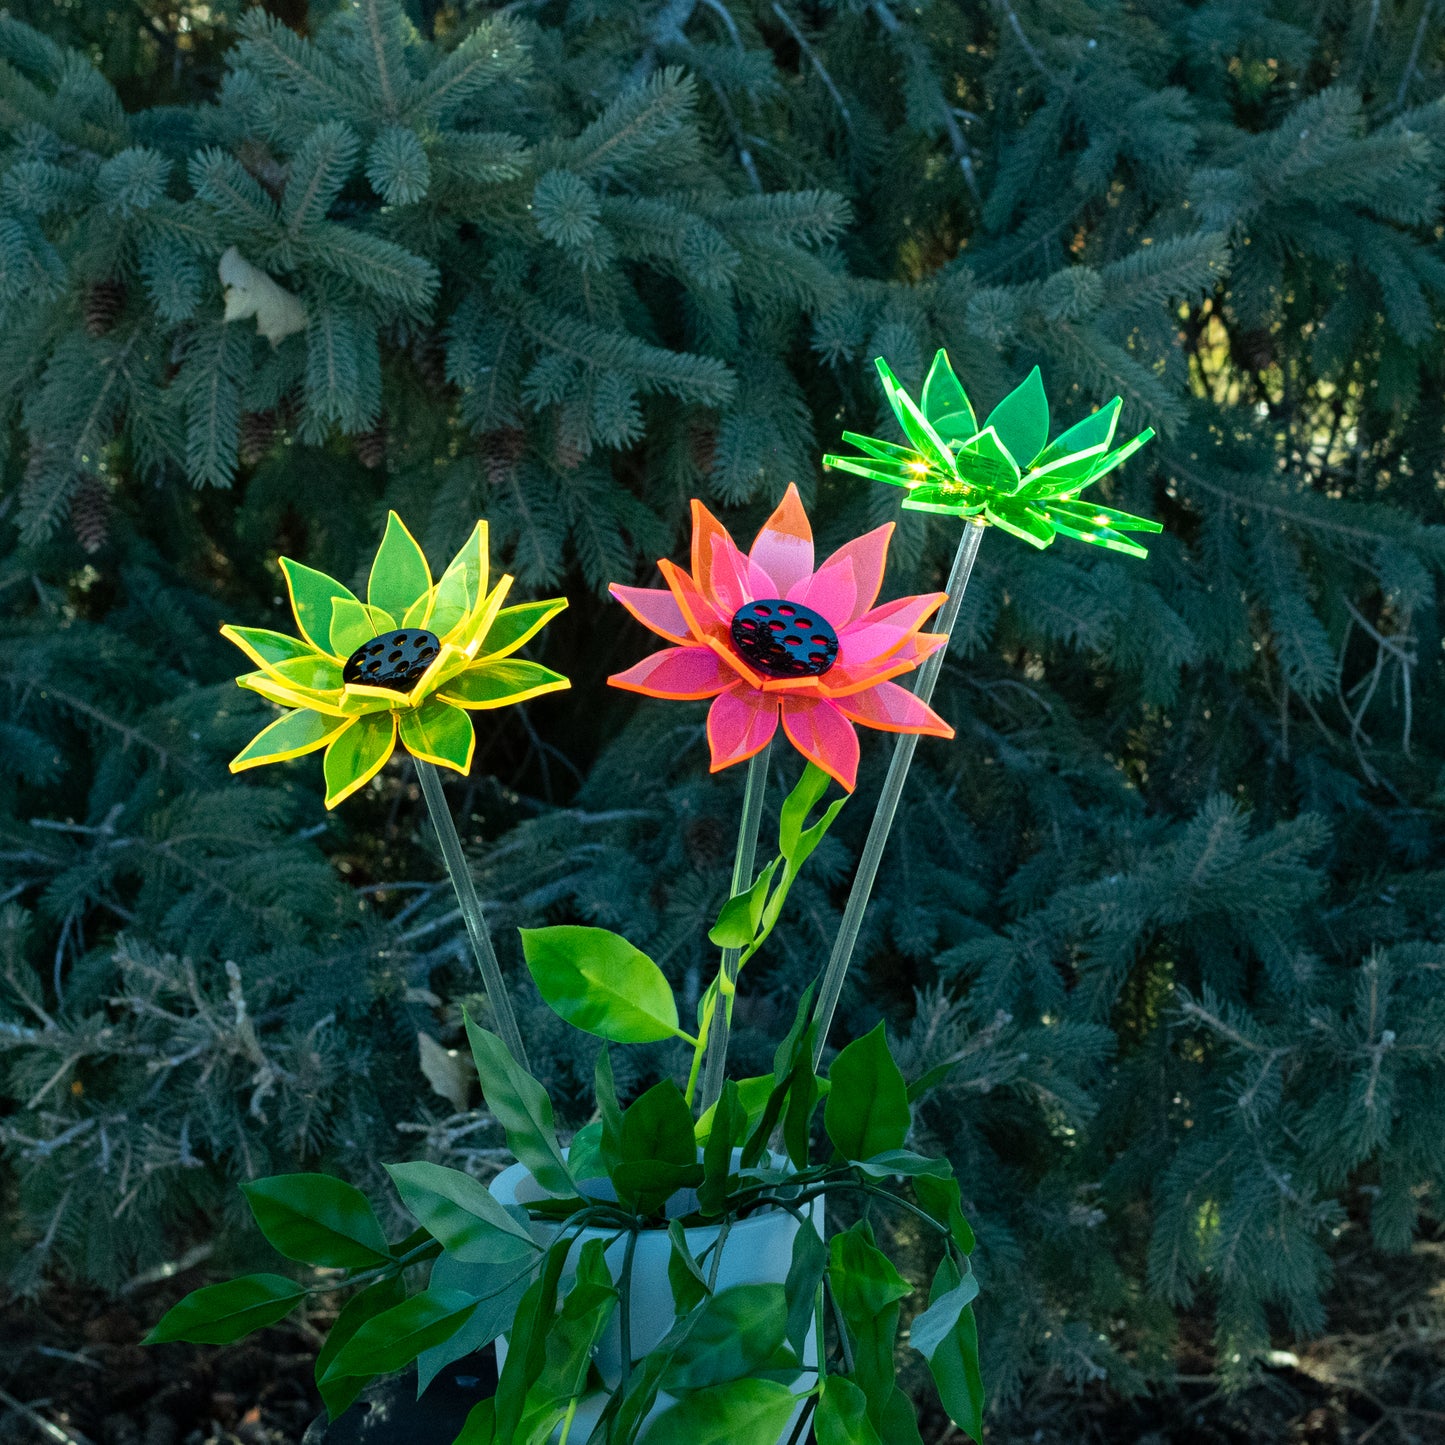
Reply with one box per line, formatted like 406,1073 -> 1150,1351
1,0 -> 1444,1425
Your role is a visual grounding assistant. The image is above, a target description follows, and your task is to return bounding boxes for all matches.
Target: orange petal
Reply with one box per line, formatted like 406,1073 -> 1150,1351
749,482 -> 814,596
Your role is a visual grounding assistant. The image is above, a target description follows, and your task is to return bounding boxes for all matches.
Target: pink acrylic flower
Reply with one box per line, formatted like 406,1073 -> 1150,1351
607,484 -> 954,790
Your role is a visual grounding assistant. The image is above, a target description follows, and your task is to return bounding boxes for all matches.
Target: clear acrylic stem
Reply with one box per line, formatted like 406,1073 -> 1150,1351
811,522 -> 985,1067
698,739 -> 772,1111
415,758 -> 529,1070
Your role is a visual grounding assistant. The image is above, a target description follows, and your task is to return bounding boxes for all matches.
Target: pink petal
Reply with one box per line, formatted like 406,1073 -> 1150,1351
749,483 -> 814,596
838,592 -> 946,667
788,556 -> 857,629
609,646 -> 731,700
833,680 -> 955,737
781,697 -> 861,791
691,501 -> 751,615
709,534 -> 769,614
810,523 -> 894,623
707,685 -> 780,770
610,583 -> 691,644
659,559 -> 728,638
820,634 -> 945,698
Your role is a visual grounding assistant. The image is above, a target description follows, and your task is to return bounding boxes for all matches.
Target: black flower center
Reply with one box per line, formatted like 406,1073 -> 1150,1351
730,599 -> 838,679
342,628 -> 440,692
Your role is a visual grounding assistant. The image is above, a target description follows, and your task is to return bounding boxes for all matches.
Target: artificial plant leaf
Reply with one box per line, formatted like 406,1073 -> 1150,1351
230,708 -> 352,773
368,511 -> 433,622
783,1219 -> 827,1359
492,1240 -> 569,1443
440,659 -> 569,709
667,1219 -> 712,1315
660,1282 -> 789,1392
614,1079 -> 702,1213
827,1222 -> 911,1429
920,348 -> 976,445
386,1161 -> 538,1263
519,1239 -> 617,1429
853,1149 -> 953,1179
698,1079 -> 747,1217
694,1074 -> 773,1147
416,1253 -> 531,1395
428,520 -> 487,638
315,1275 -> 406,1418
566,1119 -> 605,1183
601,1298 -> 706,1442
778,762 -> 830,858
913,1255 -> 984,1441
320,1287 -> 478,1381
143,1274 -> 305,1345
741,986 -> 819,1169
640,1378 -> 798,1445
707,858 -> 778,948
879,1386 -> 928,1445
322,712 -> 397,808
241,1173 -> 391,1268
595,1047 -> 625,1176
463,1014 -> 574,1197
279,559 -> 362,654
914,1174 -> 977,1254
981,365 -> 1049,467
521,926 -> 683,1043
824,1022 -> 910,1163
815,1375 -> 882,1445
329,597 -> 394,658
477,597 -> 568,659
399,695 -> 475,772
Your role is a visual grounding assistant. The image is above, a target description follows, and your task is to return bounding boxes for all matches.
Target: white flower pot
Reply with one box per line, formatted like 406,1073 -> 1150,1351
489,1150 -> 822,1443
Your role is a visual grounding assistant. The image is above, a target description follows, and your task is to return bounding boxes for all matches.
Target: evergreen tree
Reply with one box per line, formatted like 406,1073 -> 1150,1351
1,0 -> 1443,1414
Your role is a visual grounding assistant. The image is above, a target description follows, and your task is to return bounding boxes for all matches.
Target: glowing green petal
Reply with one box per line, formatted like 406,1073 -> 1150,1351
1031,396 -> 1120,473
838,431 -> 918,464
221,625 -> 324,674
280,559 -> 360,655
480,597 -> 568,660
875,357 -> 956,476
921,349 -> 976,446
238,670 -> 355,718
985,503 -> 1055,549
982,366 -> 1049,469
268,653 -> 346,693
230,709 -> 352,774
955,427 -> 1021,491
822,452 -> 918,489
399,696 -> 475,773
368,511 -> 433,623
330,598 -> 396,658
441,660 -> 570,710
323,712 -> 397,809
429,521 -> 489,641
456,576 -> 513,656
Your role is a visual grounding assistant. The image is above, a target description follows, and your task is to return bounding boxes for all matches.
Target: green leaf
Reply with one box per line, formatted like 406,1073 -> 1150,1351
699,1079 -> 747,1216
913,1175 -> 976,1254
595,1047 -> 625,1176
242,1174 -> 391,1269
279,558 -> 361,654
614,1079 -> 703,1213
640,1378 -> 798,1445
316,1275 -> 406,1418
914,1256 -> 984,1441
566,1119 -> 605,1183
493,1240 -> 569,1442
825,1023 -> 910,1162
386,1161 -> 539,1263
463,1015 -> 575,1197
880,1387 -> 927,1445
815,1375 -> 882,1445
519,1239 -> 617,1430
368,510 -> 433,622
695,1073 -> 773,1147
853,1149 -> 952,1179
661,1283 -> 788,1391
144,1274 -> 305,1346
667,1219 -> 712,1315
321,1287 -> 478,1380
707,857 -> 779,948
920,349 -> 976,446
828,1223 -> 911,1428
778,763 -> 830,858
783,1219 -> 826,1359
981,365 -> 1049,468
416,1253 -> 531,1394
521,926 -> 684,1043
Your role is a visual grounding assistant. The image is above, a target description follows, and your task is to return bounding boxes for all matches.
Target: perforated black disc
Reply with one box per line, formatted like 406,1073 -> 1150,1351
342,628 -> 441,691
730,599 -> 838,679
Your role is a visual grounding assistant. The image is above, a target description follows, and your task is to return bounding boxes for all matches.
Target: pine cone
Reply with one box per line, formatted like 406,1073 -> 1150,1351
412,330 -> 448,389
69,475 -> 112,554
689,419 -> 718,474
355,421 -> 387,470
84,279 -> 126,338
482,428 -> 527,486
238,410 -> 278,467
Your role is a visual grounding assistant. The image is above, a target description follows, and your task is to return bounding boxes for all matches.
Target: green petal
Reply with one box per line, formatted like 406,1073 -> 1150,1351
982,366 -> 1049,469
921,349 -> 977,446
985,502 -> 1055,549
1082,427 -> 1156,484
822,454 -> 917,489
230,709 -> 352,774
441,660 -> 570,710
1030,396 -> 1121,474
323,712 -> 398,808
221,625 -> 322,674
837,431 -> 919,463
478,597 -> 567,660
330,598 -> 396,658
875,358 -> 956,475
368,512 -> 433,623
237,670 -> 355,718
280,559 -> 361,656
268,653 -> 346,693
956,427 -> 1022,494
399,697 -> 475,773
429,521 -> 489,640
902,487 -> 985,517
1048,517 -> 1153,558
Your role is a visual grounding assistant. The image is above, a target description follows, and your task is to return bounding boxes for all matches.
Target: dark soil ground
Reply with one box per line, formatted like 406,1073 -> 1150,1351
2,1242 -> 1442,1445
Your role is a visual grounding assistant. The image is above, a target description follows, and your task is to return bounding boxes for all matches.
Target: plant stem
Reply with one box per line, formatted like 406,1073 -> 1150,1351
811,522 -> 985,1068
696,740 -> 772,1111
414,758 -> 529,1070
618,1224 -> 639,1385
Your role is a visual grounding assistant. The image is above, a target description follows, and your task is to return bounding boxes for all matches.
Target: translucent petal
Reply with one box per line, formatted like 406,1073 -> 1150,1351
780,697 -> 860,791
749,482 -> 814,597
329,598 -> 396,658
399,696 -> 476,774
368,511 -> 433,623
322,712 -> 397,809
279,559 -> 361,655
608,647 -> 732,701
429,521 -> 488,639
442,659 -> 572,709
482,597 -> 569,658
230,708 -> 352,773
706,686 -> 779,770
981,366 -> 1049,468
921,348 -> 977,445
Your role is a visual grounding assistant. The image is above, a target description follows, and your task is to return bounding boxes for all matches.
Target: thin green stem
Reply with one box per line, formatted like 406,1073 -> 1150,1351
618,1225 -> 639,1385
697,740 -> 772,1111
414,758 -> 529,1069
811,523 -> 985,1067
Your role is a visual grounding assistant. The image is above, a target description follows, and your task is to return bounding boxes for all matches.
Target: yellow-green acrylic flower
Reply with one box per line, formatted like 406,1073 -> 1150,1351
825,351 -> 1162,559
221,513 -> 569,807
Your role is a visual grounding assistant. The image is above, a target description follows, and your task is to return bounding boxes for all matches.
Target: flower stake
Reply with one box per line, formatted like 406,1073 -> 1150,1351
609,483 -> 954,1104
814,352 -> 1160,1059
220,511 -> 568,1066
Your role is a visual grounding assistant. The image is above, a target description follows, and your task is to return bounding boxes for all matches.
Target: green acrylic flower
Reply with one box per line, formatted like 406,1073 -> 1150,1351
221,512 -> 569,807
824,350 -> 1162,558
